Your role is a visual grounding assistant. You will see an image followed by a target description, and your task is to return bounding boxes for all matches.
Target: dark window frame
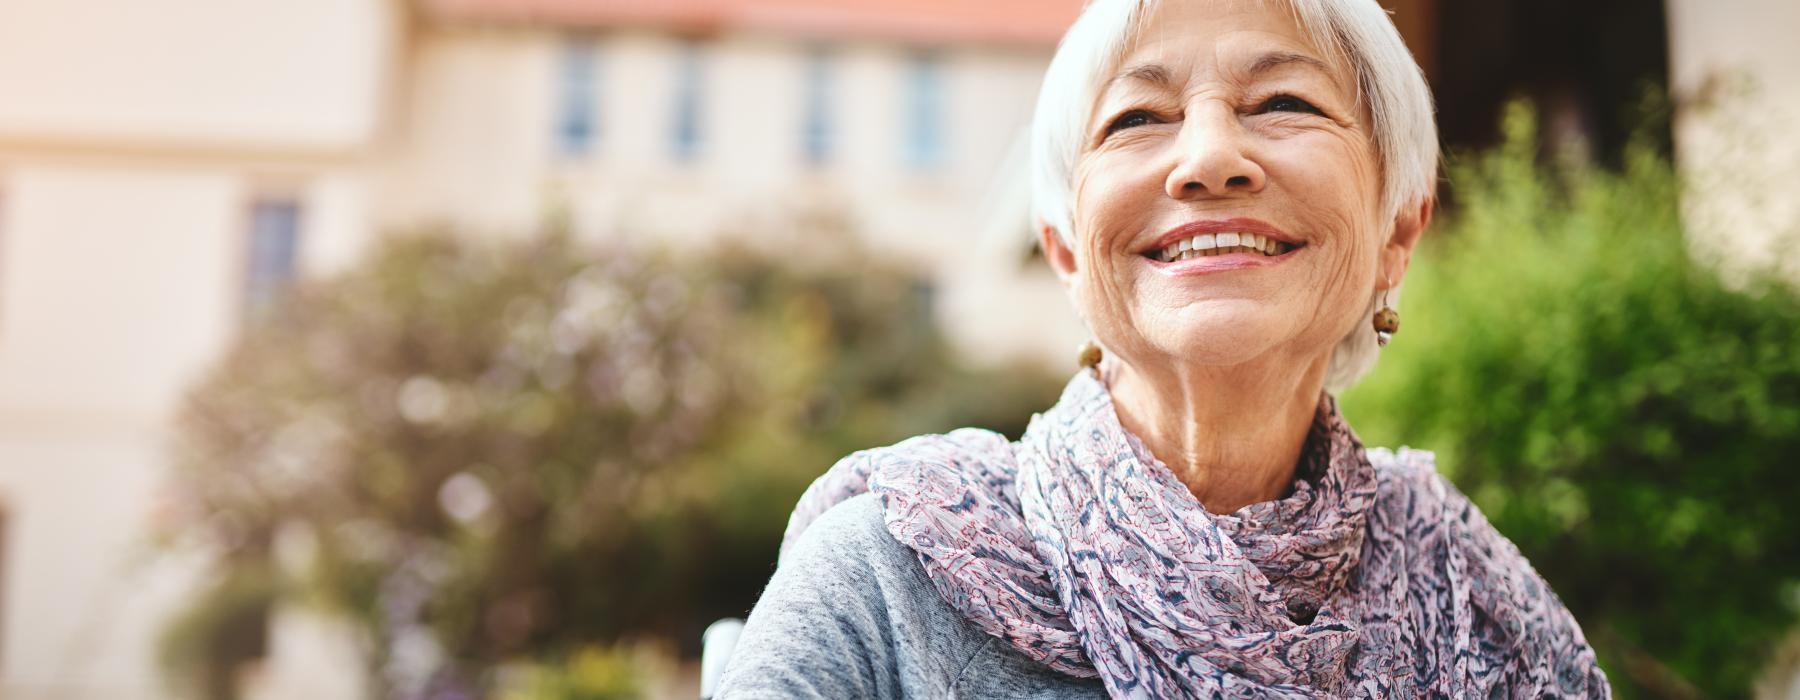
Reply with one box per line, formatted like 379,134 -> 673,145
242,197 -> 303,324
801,46 -> 836,166
903,52 -> 947,170
556,36 -> 601,157
671,40 -> 706,162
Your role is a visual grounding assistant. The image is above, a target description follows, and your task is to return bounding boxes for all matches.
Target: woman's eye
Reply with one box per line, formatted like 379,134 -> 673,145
1104,110 -> 1156,136
1259,95 -> 1323,115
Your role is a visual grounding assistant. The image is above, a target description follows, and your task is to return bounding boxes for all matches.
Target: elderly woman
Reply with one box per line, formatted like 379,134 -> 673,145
717,0 -> 1609,696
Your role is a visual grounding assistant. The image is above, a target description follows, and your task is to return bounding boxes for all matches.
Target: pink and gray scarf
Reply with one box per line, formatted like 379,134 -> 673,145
783,367 -> 1609,698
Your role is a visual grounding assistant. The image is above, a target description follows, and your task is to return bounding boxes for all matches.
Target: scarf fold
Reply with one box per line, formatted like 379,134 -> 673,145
782,368 -> 1607,698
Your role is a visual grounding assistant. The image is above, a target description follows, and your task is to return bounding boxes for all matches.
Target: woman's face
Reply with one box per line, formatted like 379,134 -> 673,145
1046,0 -> 1416,377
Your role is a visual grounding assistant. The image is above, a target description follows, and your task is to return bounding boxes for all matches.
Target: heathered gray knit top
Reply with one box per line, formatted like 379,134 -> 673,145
716,492 -> 1105,698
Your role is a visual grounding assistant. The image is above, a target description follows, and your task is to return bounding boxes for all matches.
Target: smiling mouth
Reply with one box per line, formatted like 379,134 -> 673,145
1145,232 -> 1302,263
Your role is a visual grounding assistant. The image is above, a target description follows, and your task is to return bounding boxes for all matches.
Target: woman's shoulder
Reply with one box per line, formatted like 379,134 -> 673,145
728,492 -> 1103,698
1363,445 -> 1480,531
1363,445 -> 1524,563
1362,446 -> 1610,694
786,492 -> 907,568
1361,445 -> 1568,630
723,493 -> 967,696
1364,444 -> 1443,489
782,427 -> 1018,554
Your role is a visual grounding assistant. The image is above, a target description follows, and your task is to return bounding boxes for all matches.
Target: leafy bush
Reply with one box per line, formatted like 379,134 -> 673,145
1343,102 -> 1800,698
161,225 -> 1062,698
495,645 -> 648,700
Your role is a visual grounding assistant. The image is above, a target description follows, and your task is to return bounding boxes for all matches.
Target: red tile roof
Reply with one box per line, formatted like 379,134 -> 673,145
421,0 -> 1087,48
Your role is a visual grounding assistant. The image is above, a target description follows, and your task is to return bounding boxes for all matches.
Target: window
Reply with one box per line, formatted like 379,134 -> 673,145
671,41 -> 705,162
556,38 -> 599,157
244,198 -> 301,322
801,48 -> 835,165
903,53 -> 946,170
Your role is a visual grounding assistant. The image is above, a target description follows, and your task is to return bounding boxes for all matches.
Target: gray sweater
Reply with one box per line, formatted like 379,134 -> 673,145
715,492 -> 1106,698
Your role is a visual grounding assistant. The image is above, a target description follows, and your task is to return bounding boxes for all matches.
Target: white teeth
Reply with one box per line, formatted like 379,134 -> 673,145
1156,232 -> 1297,262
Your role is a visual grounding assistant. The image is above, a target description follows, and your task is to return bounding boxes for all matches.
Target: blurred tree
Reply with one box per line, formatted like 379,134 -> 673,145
160,223 -> 1062,699
1344,102 -> 1800,698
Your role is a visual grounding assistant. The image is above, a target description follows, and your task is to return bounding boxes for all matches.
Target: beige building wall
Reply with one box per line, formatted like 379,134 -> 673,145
0,167 -> 236,696
0,154 -> 386,700
376,26 -> 557,235
378,24 -> 1085,365
0,0 -> 400,696
0,0 -> 396,149
1666,0 -> 1800,281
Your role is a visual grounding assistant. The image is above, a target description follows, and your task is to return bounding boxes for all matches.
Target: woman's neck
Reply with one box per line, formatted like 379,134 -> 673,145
1104,353 -> 1331,515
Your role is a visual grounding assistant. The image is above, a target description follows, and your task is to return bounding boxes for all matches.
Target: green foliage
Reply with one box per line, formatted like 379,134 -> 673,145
496,646 -> 645,700
162,226 -> 1062,697
158,566 -> 277,700
1343,102 -> 1800,697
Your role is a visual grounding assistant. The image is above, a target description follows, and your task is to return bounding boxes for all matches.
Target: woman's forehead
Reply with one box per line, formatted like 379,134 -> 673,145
1097,1 -> 1359,104
1134,0 -> 1308,39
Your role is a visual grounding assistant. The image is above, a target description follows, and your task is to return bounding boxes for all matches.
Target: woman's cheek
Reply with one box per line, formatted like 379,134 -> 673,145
1073,154 -> 1147,258
1274,142 -> 1381,253
1066,167 -> 1138,342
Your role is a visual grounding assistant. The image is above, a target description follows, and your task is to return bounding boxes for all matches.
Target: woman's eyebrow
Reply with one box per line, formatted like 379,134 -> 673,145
1104,51 -> 1333,98
1103,63 -> 1177,95
1243,51 -> 1332,79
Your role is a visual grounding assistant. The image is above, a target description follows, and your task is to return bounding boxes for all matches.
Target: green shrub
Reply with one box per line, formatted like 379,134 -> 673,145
161,225 -> 1062,697
1343,102 -> 1800,697
495,646 -> 646,700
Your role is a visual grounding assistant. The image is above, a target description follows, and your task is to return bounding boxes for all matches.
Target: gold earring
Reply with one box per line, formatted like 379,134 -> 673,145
1372,283 -> 1399,347
1077,340 -> 1103,371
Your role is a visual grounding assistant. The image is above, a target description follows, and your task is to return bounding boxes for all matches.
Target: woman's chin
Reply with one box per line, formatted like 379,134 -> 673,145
1137,310 -> 1289,367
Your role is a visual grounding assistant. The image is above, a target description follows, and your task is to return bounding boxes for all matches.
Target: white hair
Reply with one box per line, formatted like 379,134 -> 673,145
1030,0 -> 1439,392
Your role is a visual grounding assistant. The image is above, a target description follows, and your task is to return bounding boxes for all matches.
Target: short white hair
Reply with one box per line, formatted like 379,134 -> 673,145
1030,0 -> 1439,392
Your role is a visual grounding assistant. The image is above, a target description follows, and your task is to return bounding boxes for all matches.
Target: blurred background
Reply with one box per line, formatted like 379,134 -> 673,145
0,0 -> 1795,698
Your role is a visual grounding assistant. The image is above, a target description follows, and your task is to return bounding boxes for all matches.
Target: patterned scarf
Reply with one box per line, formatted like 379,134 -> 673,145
782,367 -> 1608,698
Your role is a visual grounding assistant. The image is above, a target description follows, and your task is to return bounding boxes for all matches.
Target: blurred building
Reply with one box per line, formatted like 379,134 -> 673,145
380,0 -> 1092,365
0,0 -> 1085,697
0,0 -> 1794,698
1666,0 -> 1800,282
0,1 -> 402,697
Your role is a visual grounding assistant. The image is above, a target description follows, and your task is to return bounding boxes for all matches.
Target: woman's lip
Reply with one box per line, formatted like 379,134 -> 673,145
1143,246 -> 1302,275
1139,217 -> 1303,255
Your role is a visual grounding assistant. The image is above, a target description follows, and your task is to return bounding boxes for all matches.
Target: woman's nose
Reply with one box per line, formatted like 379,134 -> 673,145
1163,106 -> 1266,200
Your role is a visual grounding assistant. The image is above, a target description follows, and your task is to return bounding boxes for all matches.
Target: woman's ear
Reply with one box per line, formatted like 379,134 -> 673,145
1379,199 -> 1433,290
1037,221 -> 1080,285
